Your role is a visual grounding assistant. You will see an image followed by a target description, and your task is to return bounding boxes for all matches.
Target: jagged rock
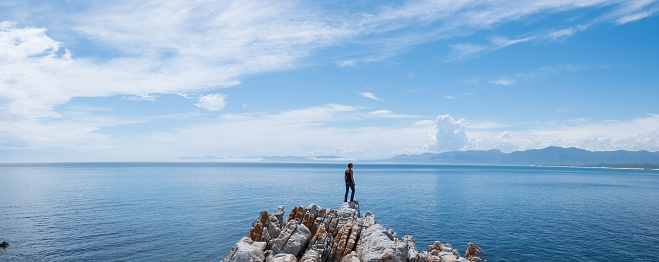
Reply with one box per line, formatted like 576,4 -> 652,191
226,203 -> 483,262
267,213 -> 283,245
402,235 -> 418,262
221,237 -> 267,262
323,209 -> 340,237
283,223 -> 311,256
303,221 -> 334,262
328,224 -> 361,262
250,211 -> 271,242
274,206 -> 285,227
268,253 -> 297,262
340,252 -> 360,262
335,200 -> 360,235
465,243 -> 482,262
359,212 -> 376,230
355,224 -> 408,262
299,249 -> 321,262
416,242 -> 475,262
270,220 -> 311,258
287,206 -> 306,224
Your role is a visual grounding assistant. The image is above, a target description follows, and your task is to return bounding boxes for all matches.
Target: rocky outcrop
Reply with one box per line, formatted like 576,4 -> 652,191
221,200 -> 485,262
221,237 -> 267,262
465,243 -> 482,262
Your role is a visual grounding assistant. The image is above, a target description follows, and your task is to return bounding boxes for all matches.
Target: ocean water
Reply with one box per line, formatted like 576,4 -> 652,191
1,162 -> 658,261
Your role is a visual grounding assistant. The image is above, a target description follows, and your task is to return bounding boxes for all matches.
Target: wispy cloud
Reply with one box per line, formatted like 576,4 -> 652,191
367,110 -> 420,119
445,36 -> 534,62
444,92 -> 473,99
610,0 -> 659,25
359,92 -> 383,101
1,0 -> 657,160
486,64 -> 591,86
488,78 -> 515,86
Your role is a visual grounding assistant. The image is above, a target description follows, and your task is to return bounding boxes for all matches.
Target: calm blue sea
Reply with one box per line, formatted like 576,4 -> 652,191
1,162 -> 658,261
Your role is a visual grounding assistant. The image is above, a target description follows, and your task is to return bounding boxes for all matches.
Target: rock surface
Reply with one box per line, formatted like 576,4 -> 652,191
221,200 -> 485,262
221,237 -> 267,262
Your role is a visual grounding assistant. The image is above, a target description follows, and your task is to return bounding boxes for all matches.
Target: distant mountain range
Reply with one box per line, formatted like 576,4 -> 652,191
177,147 -> 659,168
388,146 -> 659,166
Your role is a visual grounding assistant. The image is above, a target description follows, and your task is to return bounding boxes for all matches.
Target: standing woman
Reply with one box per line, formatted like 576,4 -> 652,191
344,163 -> 355,202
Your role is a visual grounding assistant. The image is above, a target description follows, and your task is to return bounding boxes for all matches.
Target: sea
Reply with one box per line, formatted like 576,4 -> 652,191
1,162 -> 658,261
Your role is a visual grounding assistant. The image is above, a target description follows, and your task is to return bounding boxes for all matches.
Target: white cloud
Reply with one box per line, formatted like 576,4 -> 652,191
493,131 -> 517,153
490,36 -> 534,48
433,114 -> 468,153
466,114 -> 659,153
118,104 -> 429,160
446,36 -> 533,62
610,0 -> 659,25
367,110 -> 420,119
368,110 -> 392,115
1,0 -> 655,123
195,94 -> 227,111
359,92 -> 383,101
125,94 -> 158,101
1,1 -> 658,160
486,64 -> 589,87
445,43 -> 488,62
488,78 -> 515,86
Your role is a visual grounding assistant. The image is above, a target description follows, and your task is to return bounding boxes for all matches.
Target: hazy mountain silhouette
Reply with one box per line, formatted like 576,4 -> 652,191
388,146 -> 659,166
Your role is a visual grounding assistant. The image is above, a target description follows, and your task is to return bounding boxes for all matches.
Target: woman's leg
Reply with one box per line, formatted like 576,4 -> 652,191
349,183 -> 355,201
345,183 -> 350,202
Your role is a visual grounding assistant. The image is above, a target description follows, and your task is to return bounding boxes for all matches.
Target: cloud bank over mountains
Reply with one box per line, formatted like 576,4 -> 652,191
426,114 -> 659,155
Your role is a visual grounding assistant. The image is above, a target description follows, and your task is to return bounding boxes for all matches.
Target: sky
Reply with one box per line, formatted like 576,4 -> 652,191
1,0 -> 658,162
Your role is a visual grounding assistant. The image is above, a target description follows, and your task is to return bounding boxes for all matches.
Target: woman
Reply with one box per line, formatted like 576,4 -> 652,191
344,163 -> 355,202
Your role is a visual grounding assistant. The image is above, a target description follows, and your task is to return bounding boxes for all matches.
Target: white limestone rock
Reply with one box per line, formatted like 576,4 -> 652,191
222,202 -> 484,262
339,251 -> 360,262
299,249 -> 321,262
282,223 -> 311,256
306,203 -> 321,220
221,237 -> 267,262
336,200 -> 360,232
355,224 -> 409,262
402,235 -> 418,262
273,205 -> 285,226
268,253 -> 297,262
360,212 -> 376,230
270,220 -> 311,258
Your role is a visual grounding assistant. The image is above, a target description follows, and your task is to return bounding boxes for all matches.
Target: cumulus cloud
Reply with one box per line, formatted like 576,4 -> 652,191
494,131 -> 517,153
433,115 -> 468,153
195,94 -> 227,111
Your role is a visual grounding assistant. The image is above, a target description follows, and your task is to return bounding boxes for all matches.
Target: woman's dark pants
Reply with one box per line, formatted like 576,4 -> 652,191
345,182 -> 355,202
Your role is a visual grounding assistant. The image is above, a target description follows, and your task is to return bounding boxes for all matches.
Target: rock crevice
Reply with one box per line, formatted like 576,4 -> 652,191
221,200 -> 485,262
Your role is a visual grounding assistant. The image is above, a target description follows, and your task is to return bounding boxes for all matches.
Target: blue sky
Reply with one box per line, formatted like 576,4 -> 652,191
1,0 -> 658,162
